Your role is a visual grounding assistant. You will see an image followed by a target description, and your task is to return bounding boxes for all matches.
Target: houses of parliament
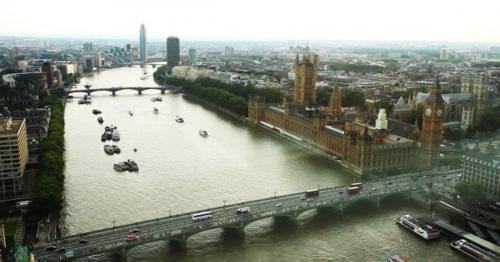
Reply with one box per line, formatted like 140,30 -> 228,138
248,52 -> 444,175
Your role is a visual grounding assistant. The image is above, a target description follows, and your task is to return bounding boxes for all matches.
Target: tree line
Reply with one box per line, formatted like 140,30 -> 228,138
30,96 -> 65,218
153,66 -> 284,116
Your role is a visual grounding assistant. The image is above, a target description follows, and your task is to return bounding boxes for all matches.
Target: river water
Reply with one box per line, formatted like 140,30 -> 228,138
62,66 -> 467,261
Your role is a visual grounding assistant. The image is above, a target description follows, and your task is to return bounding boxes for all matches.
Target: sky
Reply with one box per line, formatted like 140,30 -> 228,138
2,0 -> 500,43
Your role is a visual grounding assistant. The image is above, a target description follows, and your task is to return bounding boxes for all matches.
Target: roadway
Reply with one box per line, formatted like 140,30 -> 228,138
33,169 -> 461,261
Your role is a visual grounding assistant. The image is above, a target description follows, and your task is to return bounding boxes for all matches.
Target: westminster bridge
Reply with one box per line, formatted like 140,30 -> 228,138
32,169 -> 461,261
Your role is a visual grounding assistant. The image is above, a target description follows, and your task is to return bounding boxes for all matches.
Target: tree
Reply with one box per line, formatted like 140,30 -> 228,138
454,181 -> 487,205
341,89 -> 365,108
373,99 -> 394,114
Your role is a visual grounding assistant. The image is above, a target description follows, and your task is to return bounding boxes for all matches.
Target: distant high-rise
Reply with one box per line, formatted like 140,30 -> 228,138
224,46 -> 234,56
140,24 -> 147,62
440,48 -> 448,60
188,48 -> 196,65
42,62 -> 54,89
83,42 -> 93,52
166,36 -> 180,74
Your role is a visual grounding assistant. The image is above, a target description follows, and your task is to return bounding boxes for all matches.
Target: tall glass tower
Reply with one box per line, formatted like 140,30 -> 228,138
140,24 -> 147,62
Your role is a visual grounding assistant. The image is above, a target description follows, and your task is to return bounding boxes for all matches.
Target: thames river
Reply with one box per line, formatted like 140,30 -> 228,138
62,65 -> 466,261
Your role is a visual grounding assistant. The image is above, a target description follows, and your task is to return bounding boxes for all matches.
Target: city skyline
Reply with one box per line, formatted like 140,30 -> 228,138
2,0 -> 500,43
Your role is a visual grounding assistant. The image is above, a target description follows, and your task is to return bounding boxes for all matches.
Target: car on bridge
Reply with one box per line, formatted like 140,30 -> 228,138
236,207 -> 250,214
45,245 -> 57,251
127,229 -> 141,241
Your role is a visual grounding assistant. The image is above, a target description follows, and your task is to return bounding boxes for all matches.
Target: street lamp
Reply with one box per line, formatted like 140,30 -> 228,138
223,200 -> 226,208
112,220 -> 116,230
169,210 -> 171,217
274,191 -> 277,198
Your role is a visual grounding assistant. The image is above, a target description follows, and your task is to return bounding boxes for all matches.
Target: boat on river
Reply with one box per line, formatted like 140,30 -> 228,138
153,107 -> 159,114
112,131 -> 120,141
97,116 -> 103,124
113,159 -> 139,172
450,239 -> 498,261
92,109 -> 102,115
386,255 -> 410,262
199,130 -> 208,137
175,116 -> 184,123
104,145 -> 114,155
129,111 -> 133,116
396,214 -> 440,240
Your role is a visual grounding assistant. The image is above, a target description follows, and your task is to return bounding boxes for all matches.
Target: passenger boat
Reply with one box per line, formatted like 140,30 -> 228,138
112,145 -> 121,154
175,116 -> 184,123
153,107 -> 159,114
112,131 -> 120,141
113,160 -> 139,172
126,160 -> 139,171
104,145 -> 114,155
396,214 -> 440,240
450,239 -> 498,262
199,130 -> 208,137
386,255 -> 411,262
97,116 -> 103,124
114,162 -> 128,172
105,126 -> 111,132
151,96 -> 163,102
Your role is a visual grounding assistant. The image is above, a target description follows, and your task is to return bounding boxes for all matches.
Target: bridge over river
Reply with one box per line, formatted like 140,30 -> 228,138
33,169 -> 460,261
66,86 -> 180,96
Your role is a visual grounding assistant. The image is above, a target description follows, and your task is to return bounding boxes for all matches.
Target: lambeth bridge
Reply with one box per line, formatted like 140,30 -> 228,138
66,86 -> 179,96
32,169 -> 460,261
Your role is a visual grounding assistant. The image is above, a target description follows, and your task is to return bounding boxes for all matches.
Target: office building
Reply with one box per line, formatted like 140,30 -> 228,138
462,153 -> 500,199
166,36 -> 180,74
188,48 -> 196,65
140,24 -> 147,62
225,46 -> 234,56
440,48 -> 448,60
83,42 -> 93,52
41,62 -> 54,89
0,118 -> 28,198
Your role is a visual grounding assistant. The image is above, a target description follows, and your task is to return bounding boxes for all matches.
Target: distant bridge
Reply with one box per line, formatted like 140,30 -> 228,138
32,169 -> 461,261
66,86 -> 179,96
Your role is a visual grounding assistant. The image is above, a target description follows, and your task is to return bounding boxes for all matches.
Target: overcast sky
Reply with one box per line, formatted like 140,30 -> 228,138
2,0 -> 500,42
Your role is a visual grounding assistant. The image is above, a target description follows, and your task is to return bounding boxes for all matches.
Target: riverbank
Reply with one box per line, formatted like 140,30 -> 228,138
30,96 -> 66,220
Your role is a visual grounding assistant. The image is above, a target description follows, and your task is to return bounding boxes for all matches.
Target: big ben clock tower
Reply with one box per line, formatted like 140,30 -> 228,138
420,76 -> 444,169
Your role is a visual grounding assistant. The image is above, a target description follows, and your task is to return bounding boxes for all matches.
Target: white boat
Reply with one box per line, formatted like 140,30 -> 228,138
175,116 -> 184,123
450,239 -> 498,262
104,145 -> 114,155
114,162 -> 128,172
112,131 -> 120,141
396,214 -> 440,240
150,97 -> 163,102
199,130 -> 208,137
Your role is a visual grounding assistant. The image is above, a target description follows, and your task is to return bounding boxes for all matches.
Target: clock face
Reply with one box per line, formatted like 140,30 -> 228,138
437,109 -> 443,117
425,108 -> 432,117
